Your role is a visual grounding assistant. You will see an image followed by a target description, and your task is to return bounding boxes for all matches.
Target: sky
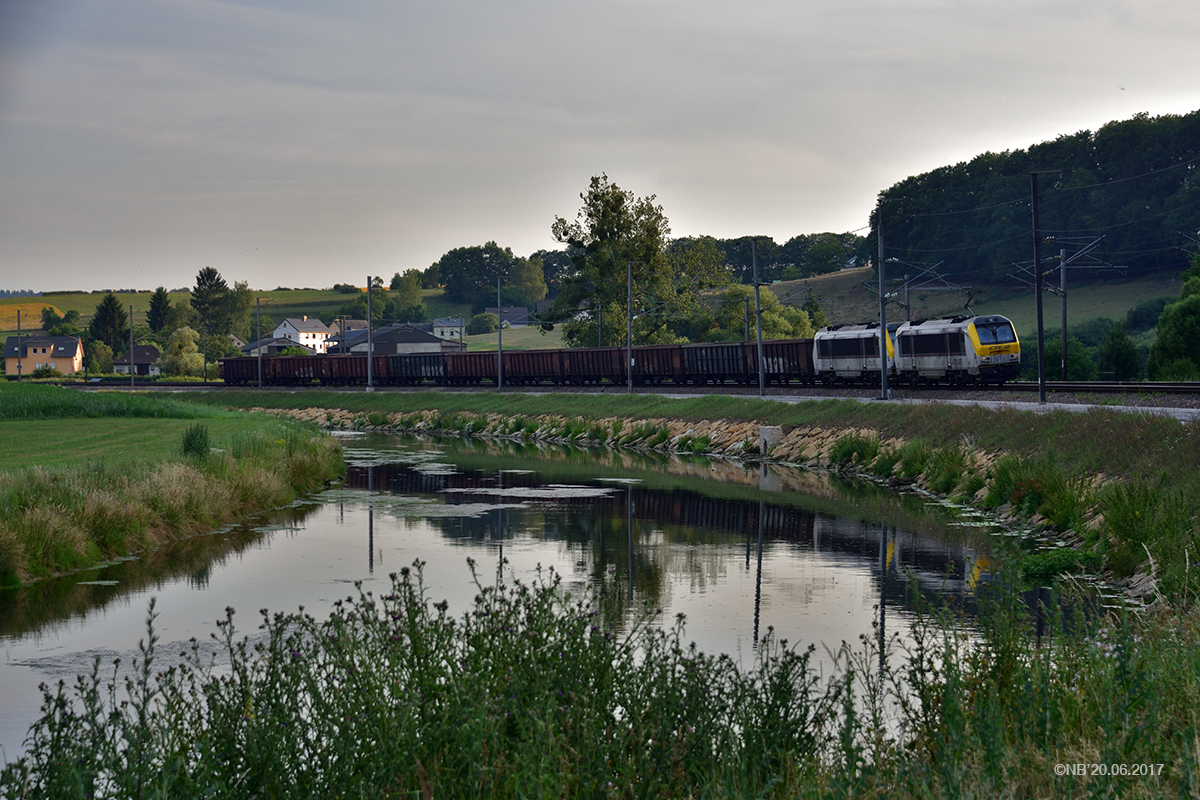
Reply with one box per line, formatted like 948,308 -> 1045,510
2,0 -> 1199,293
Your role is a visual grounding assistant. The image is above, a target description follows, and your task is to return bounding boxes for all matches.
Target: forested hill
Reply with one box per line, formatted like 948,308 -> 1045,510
872,109 -> 1200,283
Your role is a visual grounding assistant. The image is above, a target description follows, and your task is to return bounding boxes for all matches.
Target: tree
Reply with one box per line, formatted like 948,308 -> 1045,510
467,313 -> 498,335
147,287 -> 172,333
438,243 -> 515,304
529,249 -> 575,295
707,285 -> 813,342
508,257 -> 547,308
1147,294 -> 1200,379
41,307 -> 80,337
87,293 -> 129,354
1095,322 -> 1142,380
547,175 -> 729,348
393,270 -> 427,323
88,341 -> 114,373
159,327 -> 204,376
1022,335 -> 1097,381
191,268 -> 230,340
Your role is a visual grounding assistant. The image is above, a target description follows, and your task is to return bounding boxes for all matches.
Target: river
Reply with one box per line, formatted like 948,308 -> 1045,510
0,431 -> 998,760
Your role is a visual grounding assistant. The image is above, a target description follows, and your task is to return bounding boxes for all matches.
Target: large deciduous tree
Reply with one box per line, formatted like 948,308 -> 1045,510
437,243 -> 515,304
548,175 -> 728,347
87,292 -> 129,354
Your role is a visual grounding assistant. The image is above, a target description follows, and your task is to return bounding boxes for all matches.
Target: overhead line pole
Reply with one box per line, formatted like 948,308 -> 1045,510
877,201 -> 889,400
366,275 -> 374,391
752,241 -> 764,397
627,262 -> 633,394
1030,171 -> 1059,405
497,276 -> 504,391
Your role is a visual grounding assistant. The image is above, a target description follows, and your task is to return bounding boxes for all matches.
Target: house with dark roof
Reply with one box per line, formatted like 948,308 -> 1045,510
240,337 -> 316,357
272,317 -> 332,353
484,307 -> 529,327
113,345 -> 162,376
4,335 -> 83,376
334,324 -> 445,355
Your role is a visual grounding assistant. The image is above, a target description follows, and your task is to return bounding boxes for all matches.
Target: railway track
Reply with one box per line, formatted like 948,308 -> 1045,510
60,378 -> 1200,396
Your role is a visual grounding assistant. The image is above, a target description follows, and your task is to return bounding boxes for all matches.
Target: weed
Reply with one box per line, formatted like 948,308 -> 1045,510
182,423 -> 210,458
828,434 -> 879,467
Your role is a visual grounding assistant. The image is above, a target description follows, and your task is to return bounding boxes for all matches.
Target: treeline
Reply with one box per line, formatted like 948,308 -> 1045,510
872,109 -> 1200,282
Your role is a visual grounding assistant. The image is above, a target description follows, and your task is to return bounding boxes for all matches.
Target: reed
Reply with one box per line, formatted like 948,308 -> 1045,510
3,562 -> 1197,798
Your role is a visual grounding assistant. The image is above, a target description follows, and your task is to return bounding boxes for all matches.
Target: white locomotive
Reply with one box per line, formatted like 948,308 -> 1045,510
814,314 -> 1021,385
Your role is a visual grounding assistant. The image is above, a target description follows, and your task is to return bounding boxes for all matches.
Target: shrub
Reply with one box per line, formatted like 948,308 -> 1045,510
182,423 -> 210,458
828,434 -> 879,467
897,441 -> 931,479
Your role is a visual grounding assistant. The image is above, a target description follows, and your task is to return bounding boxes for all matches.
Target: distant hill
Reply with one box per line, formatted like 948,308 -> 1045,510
873,109 -> 1200,284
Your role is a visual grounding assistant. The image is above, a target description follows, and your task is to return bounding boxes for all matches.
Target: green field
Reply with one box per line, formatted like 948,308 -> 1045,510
0,416 -> 288,471
4,270 -> 1183,349
774,266 -> 1181,337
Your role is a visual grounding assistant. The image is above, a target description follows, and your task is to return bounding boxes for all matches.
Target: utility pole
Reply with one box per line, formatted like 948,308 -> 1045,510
1060,248 -> 1068,381
129,305 -> 135,388
1030,171 -> 1059,405
752,241 -> 764,396
627,262 -> 634,394
15,310 -> 21,381
877,200 -> 889,400
497,276 -> 504,391
366,275 -> 374,391
256,298 -> 263,388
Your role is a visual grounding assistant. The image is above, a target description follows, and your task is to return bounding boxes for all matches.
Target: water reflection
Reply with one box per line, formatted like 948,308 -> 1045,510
0,434 -> 994,758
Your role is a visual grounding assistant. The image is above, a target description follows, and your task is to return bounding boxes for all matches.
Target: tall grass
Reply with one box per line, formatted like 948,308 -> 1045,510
4,562 -> 1199,798
0,383 -> 213,420
0,426 -> 343,585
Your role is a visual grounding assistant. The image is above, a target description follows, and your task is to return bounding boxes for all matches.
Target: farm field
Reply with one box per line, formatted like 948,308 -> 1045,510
2,269 -> 1183,345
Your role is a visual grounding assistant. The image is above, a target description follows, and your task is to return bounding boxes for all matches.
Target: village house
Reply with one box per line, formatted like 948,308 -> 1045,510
272,317 -> 331,354
113,345 -> 162,376
240,337 -> 317,357
432,316 -> 465,340
3,334 -> 84,376
336,323 -> 445,355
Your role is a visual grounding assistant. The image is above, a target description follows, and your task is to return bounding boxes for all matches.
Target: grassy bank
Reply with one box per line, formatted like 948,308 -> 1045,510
3,562 -> 1198,798
186,389 -> 1200,602
0,385 -> 345,585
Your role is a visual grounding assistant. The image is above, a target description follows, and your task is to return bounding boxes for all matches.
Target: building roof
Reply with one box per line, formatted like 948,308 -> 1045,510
434,316 -> 465,328
276,317 -> 330,334
4,335 -> 83,359
241,337 -> 315,354
332,323 -> 443,350
113,345 -> 161,365
484,307 -> 529,325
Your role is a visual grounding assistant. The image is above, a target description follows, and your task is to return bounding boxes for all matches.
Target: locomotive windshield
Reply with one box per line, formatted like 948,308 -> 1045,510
975,321 -> 1016,344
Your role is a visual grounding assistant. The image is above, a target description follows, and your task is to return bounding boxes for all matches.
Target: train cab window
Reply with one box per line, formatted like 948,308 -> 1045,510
976,323 -> 1016,344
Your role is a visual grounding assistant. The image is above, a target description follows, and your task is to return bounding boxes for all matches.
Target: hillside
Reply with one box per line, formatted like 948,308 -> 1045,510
773,266 -> 1180,338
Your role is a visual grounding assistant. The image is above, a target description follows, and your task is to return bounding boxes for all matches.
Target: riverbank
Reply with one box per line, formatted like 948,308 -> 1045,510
0,385 -> 345,585
4,389 -> 1200,797
186,388 -> 1199,605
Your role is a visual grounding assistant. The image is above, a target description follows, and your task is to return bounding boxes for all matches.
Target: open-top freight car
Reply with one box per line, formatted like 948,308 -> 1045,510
218,337 -> 817,387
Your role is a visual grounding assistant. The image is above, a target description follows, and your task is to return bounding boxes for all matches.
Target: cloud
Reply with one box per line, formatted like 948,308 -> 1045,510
1,0 -> 1199,289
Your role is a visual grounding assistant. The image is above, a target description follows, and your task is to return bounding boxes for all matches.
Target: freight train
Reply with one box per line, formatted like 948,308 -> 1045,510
218,314 -> 1020,388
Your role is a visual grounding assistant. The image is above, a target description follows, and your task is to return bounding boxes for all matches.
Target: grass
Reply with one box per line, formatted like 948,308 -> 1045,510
4,560 -> 1200,798
186,389 -> 1200,600
465,324 -> 566,351
0,384 -> 345,584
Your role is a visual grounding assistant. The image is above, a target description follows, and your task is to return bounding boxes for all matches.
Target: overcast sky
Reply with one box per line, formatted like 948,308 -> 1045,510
2,0 -> 1198,292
